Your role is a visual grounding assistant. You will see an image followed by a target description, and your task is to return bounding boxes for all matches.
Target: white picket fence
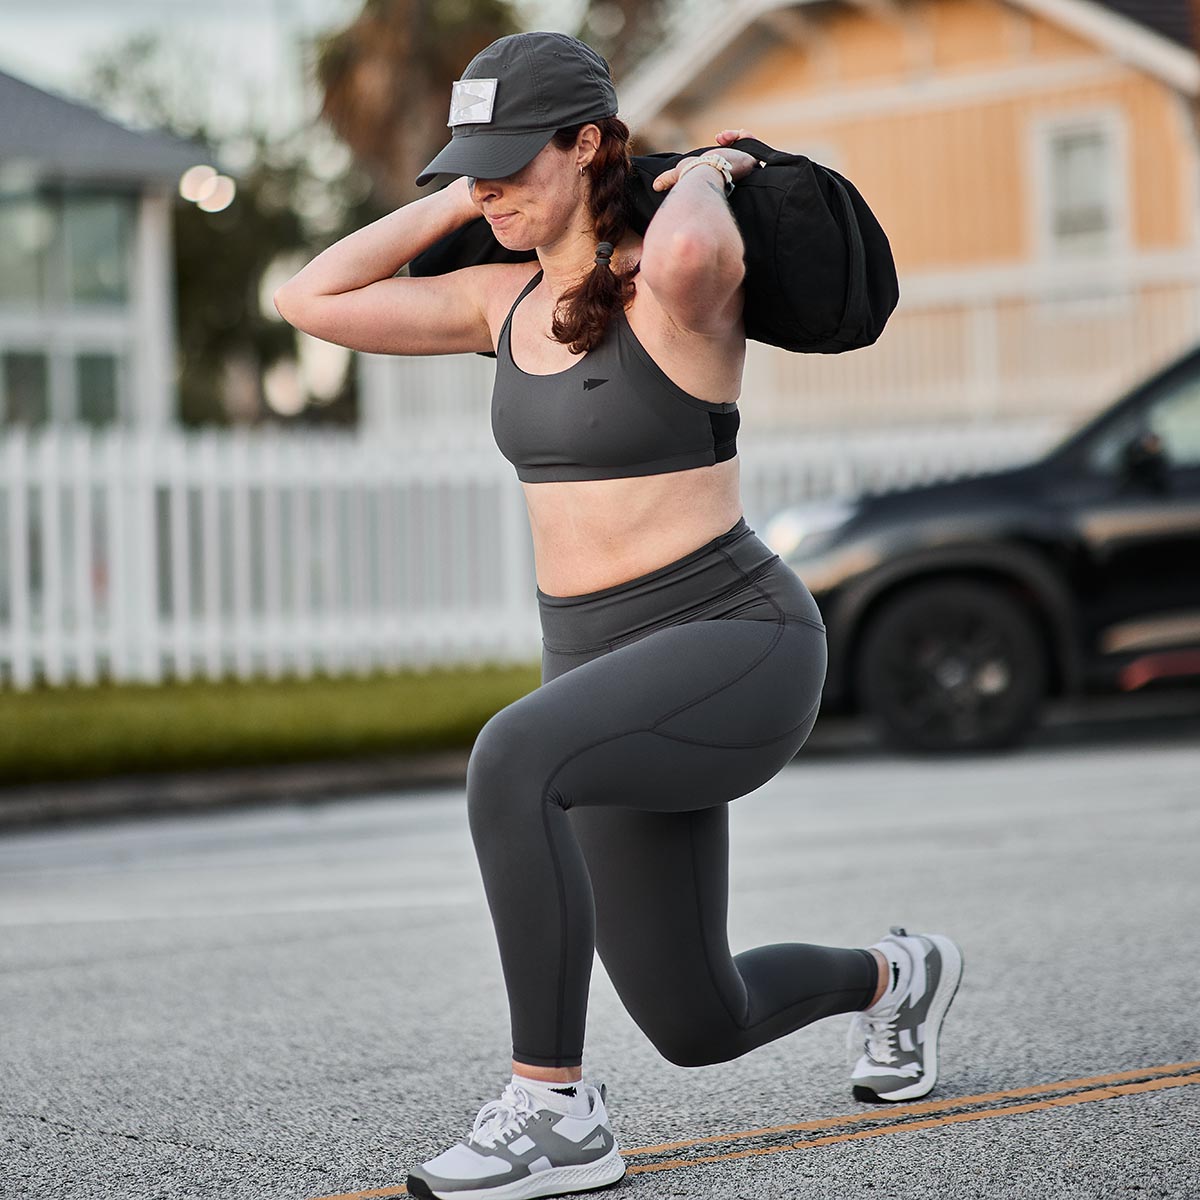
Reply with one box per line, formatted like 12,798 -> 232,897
0,420 -> 1066,691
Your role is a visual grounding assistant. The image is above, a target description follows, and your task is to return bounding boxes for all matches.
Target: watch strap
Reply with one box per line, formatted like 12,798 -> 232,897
678,153 -> 734,196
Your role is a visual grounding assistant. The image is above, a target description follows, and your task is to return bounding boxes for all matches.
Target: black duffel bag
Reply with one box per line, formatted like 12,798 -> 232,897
409,135 -> 899,355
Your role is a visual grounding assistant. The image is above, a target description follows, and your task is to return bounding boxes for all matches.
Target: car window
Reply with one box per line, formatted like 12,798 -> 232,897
1086,370 -> 1200,472
1086,410 -> 1141,474
1149,376 -> 1200,466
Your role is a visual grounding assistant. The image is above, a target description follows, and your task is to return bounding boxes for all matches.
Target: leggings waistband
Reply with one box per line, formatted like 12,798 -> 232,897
536,515 -> 781,650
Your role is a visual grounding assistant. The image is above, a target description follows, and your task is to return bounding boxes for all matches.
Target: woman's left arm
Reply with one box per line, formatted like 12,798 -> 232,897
638,130 -> 759,335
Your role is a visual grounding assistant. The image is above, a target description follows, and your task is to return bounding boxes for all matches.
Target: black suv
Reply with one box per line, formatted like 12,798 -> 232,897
766,342 -> 1200,752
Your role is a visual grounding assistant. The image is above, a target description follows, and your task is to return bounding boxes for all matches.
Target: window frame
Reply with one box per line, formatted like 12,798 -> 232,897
1030,107 -> 1130,265
0,185 -> 139,428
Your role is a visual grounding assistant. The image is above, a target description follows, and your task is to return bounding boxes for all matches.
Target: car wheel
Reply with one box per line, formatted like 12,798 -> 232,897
855,579 -> 1048,753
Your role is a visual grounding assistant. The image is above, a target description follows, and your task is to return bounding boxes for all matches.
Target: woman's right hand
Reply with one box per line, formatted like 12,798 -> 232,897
272,173 -> 506,357
651,128 -> 762,196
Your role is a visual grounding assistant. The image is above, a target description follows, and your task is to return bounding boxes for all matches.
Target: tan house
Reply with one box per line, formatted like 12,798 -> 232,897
620,0 -> 1200,434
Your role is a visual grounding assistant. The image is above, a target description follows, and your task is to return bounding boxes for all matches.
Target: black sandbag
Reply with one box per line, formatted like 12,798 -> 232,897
409,135 -> 899,355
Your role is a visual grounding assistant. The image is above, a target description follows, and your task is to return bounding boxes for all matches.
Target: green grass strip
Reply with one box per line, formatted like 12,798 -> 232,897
0,662 -> 541,787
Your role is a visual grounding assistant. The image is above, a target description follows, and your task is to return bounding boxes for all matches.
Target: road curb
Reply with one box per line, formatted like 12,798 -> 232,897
0,749 -> 472,830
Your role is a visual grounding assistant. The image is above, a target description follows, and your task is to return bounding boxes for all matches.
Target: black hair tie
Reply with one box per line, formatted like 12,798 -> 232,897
594,241 -> 614,267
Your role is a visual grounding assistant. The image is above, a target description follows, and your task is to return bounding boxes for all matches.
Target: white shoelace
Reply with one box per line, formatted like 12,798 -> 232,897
469,1082 -> 540,1149
860,1008 -> 900,1064
851,1008 -> 921,1077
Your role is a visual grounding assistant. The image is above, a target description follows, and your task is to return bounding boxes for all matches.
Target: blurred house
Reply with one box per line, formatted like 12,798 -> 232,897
0,67 -> 202,430
609,0 -> 1200,433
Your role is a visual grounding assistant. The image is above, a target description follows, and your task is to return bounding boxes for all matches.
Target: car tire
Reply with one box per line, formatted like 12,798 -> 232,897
855,579 -> 1048,753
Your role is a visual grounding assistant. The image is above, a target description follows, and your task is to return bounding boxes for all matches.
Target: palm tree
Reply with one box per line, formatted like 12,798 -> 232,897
578,0 -> 679,83
313,0 -> 686,206
313,0 -> 520,207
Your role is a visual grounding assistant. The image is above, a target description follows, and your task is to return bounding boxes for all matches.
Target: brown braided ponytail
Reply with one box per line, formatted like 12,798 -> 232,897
549,117 -> 638,354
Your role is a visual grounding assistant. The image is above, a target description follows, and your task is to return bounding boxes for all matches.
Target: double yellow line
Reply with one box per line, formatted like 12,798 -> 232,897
307,1061 -> 1200,1199
623,1060 -> 1200,1174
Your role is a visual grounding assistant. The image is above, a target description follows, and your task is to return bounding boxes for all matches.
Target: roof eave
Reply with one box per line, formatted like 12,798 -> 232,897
620,0 -> 800,133
619,0 -> 1200,135
1020,0 -> 1199,94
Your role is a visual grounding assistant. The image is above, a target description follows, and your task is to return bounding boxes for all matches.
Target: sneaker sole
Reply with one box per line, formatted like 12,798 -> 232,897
853,933 -> 964,1103
407,1146 -> 626,1200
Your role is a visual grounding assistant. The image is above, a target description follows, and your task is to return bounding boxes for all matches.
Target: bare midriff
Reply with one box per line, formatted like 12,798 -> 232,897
523,456 -> 743,598
492,254 -> 746,599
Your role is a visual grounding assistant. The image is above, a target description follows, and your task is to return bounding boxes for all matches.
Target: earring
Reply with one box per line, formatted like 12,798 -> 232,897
579,165 -> 584,176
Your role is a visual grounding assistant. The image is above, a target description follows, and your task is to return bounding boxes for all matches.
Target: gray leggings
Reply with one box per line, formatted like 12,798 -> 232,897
466,515 -> 876,1068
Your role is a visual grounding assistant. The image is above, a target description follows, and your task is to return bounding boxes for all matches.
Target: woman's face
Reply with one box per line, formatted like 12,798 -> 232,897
467,129 -> 596,251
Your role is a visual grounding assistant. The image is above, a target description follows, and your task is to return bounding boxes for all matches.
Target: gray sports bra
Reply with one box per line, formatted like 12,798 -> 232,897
490,269 -> 740,483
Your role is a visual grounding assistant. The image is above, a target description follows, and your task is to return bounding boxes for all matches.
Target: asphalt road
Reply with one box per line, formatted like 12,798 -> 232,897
2,735 -> 1198,1200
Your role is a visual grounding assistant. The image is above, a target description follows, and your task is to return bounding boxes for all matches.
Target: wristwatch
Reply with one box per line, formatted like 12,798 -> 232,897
678,153 -> 735,197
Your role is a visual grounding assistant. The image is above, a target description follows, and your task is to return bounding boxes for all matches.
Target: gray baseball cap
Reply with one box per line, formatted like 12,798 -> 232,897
415,32 -> 618,186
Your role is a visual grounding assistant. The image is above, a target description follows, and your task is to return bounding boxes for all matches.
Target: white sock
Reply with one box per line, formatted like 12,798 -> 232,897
512,1072 -> 591,1117
866,939 -> 912,1013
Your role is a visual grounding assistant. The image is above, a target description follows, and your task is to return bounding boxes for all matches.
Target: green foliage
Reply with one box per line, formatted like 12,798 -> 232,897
314,0 -> 521,205
171,135 -> 308,425
77,32 -> 388,428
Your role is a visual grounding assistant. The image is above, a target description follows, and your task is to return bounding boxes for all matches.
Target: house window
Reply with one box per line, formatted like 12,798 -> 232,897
2,351 -> 50,426
0,188 -> 136,427
1051,128 -> 1110,248
0,190 -> 134,306
1041,119 -> 1122,257
64,194 -> 133,305
77,352 -> 121,426
0,197 -> 54,305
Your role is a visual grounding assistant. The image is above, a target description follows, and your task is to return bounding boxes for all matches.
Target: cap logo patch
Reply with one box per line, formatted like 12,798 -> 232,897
449,78 -> 498,126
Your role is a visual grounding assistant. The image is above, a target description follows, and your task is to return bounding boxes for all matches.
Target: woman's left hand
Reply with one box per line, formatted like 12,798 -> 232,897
651,128 -> 761,193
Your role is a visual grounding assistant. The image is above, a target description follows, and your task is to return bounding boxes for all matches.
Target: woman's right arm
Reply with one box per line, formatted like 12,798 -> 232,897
273,177 -> 496,356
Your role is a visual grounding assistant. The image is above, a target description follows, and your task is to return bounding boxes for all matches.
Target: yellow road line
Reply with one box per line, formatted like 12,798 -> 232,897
624,1058 -> 1200,1156
304,1061 -> 1200,1200
626,1070 -> 1200,1176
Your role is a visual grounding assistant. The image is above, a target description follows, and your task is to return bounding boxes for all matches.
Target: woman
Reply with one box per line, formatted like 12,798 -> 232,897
275,31 -> 962,1200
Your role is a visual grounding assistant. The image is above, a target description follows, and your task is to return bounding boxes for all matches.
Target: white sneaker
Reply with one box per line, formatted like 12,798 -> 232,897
406,1080 -> 626,1200
848,926 -> 964,1102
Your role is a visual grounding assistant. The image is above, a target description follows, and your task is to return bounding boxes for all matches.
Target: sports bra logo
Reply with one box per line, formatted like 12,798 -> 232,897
583,378 -> 608,391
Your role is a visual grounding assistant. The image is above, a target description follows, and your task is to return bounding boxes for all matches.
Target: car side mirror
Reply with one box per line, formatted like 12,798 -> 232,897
1120,429 -> 1169,490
